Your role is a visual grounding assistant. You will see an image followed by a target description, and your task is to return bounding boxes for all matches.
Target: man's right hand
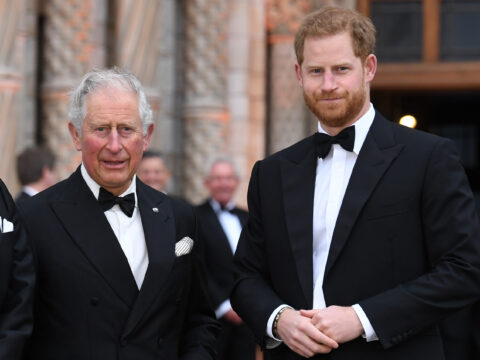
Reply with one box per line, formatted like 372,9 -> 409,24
276,308 -> 339,358
223,308 -> 243,325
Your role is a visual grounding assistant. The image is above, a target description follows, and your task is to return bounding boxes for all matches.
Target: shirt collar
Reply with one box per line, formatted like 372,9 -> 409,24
80,163 -> 137,205
317,103 -> 375,155
210,198 -> 235,213
22,185 -> 39,197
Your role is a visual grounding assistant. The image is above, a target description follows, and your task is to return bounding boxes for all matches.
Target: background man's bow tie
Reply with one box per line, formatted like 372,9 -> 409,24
315,126 -> 355,159
98,187 -> 135,217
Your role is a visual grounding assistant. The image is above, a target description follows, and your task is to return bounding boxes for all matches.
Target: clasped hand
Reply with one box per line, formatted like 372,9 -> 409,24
276,306 -> 363,358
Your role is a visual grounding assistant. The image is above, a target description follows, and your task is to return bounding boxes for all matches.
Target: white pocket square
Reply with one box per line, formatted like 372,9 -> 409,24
175,236 -> 194,257
0,217 -> 14,233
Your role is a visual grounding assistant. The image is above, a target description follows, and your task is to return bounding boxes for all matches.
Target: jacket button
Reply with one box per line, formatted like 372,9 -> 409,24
90,297 -> 99,306
120,339 -> 127,347
158,337 -> 164,346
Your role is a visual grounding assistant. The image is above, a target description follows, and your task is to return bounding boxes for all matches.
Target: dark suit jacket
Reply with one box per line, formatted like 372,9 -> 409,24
0,179 -> 34,360
15,191 -> 31,207
17,168 -> 219,360
196,200 -> 248,309
231,113 -> 480,360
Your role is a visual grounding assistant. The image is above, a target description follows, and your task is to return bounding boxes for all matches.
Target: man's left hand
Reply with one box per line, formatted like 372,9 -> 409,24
300,306 -> 364,344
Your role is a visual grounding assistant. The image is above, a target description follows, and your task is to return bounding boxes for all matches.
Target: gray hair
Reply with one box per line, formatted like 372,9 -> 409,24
205,156 -> 240,180
68,67 -> 153,135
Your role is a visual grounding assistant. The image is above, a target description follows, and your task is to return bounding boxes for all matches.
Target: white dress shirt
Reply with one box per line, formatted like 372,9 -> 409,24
22,185 -> 38,197
81,164 -> 149,289
209,198 -> 243,319
266,104 -> 378,343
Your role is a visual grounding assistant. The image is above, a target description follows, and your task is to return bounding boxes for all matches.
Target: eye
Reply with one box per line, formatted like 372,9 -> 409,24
119,126 -> 135,136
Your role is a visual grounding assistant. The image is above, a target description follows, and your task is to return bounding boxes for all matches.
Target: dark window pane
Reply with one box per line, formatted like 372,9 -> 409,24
371,1 -> 423,62
441,0 -> 480,61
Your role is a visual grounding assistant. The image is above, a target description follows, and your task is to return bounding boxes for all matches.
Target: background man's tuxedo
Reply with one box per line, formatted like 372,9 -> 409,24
231,113 -> 480,360
196,200 -> 255,360
15,191 -> 31,207
0,179 -> 34,360
18,168 -> 219,360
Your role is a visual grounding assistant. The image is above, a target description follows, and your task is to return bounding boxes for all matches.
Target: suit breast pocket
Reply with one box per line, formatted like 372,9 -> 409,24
363,197 -> 416,220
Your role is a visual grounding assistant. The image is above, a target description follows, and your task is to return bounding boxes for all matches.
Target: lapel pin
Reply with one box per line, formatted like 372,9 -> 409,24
152,207 -> 159,213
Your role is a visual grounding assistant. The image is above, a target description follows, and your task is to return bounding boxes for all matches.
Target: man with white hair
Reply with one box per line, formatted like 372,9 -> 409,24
17,67 -> 219,360
196,158 -> 255,360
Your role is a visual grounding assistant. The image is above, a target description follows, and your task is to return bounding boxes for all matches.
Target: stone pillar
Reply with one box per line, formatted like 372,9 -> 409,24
266,0 -> 338,154
182,0 -> 229,204
0,0 -> 26,191
113,0 -> 182,195
227,0 -> 267,208
40,0 -> 107,180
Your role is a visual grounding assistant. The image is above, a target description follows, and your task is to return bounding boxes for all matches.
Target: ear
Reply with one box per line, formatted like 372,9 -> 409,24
364,54 -> 377,83
68,122 -> 82,151
294,63 -> 303,87
143,123 -> 154,151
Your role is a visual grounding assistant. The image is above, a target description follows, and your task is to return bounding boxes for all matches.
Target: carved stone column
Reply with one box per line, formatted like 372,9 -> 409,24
182,0 -> 229,203
266,0 -> 343,154
0,0 -> 26,191
113,0 -> 182,195
40,0 -> 107,180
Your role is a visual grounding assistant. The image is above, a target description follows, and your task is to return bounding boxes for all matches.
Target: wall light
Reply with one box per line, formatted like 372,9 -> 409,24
399,115 -> 417,128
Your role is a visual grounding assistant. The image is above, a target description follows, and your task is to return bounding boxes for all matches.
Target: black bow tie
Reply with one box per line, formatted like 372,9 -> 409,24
98,187 -> 135,217
315,126 -> 355,159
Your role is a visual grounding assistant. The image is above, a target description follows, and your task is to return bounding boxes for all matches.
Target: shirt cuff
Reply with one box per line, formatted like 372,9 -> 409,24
215,300 -> 232,319
265,304 -> 292,349
352,304 -> 379,342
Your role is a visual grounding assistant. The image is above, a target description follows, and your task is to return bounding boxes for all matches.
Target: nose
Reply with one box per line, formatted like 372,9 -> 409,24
321,70 -> 337,92
106,129 -> 123,153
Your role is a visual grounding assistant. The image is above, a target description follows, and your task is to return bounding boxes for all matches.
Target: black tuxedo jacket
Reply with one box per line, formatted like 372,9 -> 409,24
15,191 -> 31,207
0,179 -> 34,360
17,168 -> 219,360
231,114 -> 480,360
195,200 -> 248,309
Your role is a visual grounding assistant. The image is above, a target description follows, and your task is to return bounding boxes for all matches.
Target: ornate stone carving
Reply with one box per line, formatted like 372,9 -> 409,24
183,0 -> 229,203
184,0 -> 227,107
41,0 -> 106,179
266,0 -> 337,36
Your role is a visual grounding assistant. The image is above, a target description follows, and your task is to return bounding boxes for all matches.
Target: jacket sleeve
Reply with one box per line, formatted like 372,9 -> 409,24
230,162 -> 285,347
0,180 -> 35,360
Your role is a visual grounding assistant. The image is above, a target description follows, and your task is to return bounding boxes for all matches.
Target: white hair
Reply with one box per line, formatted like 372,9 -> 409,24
68,67 -> 153,135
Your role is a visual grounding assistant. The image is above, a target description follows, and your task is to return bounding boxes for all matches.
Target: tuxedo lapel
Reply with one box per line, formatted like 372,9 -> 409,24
281,136 -> 317,308
50,169 -> 138,308
325,115 -> 405,278
123,180 -> 176,336
205,203 -> 234,256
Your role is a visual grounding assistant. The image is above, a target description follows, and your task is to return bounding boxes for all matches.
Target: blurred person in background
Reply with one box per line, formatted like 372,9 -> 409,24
15,146 -> 56,205
196,157 -> 256,360
137,149 -> 171,193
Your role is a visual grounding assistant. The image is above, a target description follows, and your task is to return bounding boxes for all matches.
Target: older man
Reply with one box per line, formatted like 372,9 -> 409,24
195,158 -> 255,360
17,67 -> 219,360
0,179 -> 34,360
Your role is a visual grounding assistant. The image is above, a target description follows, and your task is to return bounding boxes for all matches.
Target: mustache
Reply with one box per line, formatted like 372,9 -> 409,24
312,91 -> 346,101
